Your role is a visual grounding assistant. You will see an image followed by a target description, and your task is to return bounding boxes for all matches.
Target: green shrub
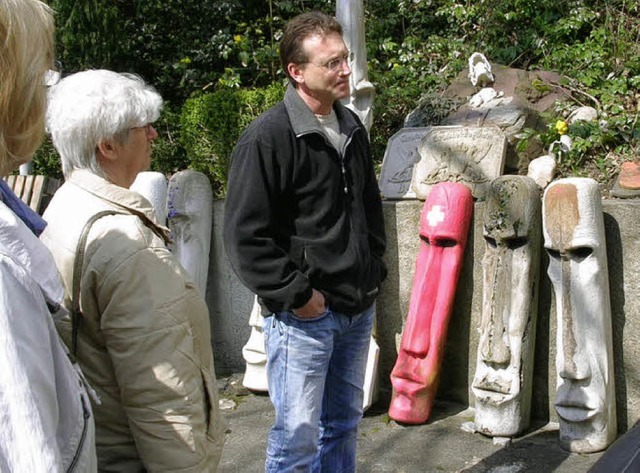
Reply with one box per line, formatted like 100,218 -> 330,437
150,104 -> 188,177
31,137 -> 63,180
180,82 -> 285,197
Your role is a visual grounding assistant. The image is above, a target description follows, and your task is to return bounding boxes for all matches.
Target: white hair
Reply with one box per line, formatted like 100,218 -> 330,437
46,69 -> 163,179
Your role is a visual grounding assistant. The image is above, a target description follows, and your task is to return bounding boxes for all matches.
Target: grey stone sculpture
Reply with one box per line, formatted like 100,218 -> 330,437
336,0 -> 374,135
473,176 -> 541,437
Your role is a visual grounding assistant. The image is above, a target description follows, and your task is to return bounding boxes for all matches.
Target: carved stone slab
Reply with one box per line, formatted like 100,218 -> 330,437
378,127 -> 432,200
410,126 -> 507,200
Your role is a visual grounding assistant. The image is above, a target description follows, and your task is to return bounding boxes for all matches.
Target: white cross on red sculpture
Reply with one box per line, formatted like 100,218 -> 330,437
427,205 -> 445,227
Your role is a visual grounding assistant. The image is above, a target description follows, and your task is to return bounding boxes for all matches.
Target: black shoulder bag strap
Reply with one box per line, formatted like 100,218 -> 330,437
70,210 -> 126,358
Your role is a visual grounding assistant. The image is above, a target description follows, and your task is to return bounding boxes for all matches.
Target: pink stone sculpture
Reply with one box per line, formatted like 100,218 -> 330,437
389,182 -> 474,424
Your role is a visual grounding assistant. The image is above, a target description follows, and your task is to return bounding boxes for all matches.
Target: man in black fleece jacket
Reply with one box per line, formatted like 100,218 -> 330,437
224,11 -> 386,473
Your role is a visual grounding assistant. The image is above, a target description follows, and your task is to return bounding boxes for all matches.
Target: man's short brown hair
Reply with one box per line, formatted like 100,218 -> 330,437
279,11 -> 343,86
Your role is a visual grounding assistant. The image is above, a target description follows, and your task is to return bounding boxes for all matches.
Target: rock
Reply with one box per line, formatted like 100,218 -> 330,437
219,398 -> 237,411
527,156 -> 556,189
492,436 -> 512,447
568,106 -> 598,124
469,87 -> 502,107
461,421 -> 477,433
618,161 -> 640,190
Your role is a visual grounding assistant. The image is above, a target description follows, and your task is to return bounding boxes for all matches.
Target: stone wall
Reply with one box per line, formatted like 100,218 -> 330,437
206,198 -> 640,433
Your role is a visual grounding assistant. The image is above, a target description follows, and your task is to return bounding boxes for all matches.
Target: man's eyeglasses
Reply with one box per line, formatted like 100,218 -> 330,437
307,52 -> 354,72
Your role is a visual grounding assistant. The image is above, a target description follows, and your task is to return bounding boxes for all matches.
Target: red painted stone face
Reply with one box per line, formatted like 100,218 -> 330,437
389,182 -> 473,424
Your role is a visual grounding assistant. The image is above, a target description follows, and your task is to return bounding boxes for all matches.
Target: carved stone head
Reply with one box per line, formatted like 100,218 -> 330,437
473,176 -> 541,437
543,178 -> 616,453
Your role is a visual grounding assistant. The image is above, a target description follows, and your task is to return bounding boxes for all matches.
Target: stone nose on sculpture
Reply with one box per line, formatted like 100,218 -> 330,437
557,257 -> 592,381
480,244 -> 511,367
401,239 -> 445,357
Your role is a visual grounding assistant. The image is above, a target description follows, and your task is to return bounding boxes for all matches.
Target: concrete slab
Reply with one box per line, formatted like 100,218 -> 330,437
217,376 -> 604,472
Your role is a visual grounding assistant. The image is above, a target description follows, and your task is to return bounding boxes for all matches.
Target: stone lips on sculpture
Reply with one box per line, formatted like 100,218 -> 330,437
389,182 -> 473,424
543,178 -> 616,453
472,176 -> 542,437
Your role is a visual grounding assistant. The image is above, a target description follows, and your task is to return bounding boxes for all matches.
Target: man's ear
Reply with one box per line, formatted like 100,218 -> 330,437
96,139 -> 117,162
287,62 -> 305,86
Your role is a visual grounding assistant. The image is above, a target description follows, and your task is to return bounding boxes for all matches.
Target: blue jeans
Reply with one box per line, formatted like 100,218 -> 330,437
263,304 -> 374,473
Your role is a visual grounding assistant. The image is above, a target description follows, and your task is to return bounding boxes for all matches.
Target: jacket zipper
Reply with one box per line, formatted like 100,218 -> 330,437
299,127 -> 357,195
66,396 -> 90,472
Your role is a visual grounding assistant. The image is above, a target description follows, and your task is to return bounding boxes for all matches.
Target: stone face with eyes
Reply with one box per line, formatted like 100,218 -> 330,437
389,182 -> 473,424
542,178 -> 616,453
473,176 -> 541,437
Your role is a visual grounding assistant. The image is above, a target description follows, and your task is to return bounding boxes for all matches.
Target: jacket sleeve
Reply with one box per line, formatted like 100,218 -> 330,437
361,134 -> 387,280
0,258 -> 64,472
97,244 -> 218,472
223,131 -> 313,311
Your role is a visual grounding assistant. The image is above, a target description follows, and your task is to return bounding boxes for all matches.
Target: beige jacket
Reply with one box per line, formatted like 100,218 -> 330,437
41,170 -> 225,472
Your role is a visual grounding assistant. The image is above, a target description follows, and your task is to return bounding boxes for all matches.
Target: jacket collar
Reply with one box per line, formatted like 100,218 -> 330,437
284,84 -> 362,138
0,200 -> 64,308
67,169 -> 171,242
0,179 -> 47,236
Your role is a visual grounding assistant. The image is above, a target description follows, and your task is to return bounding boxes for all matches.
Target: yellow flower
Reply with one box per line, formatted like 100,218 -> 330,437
555,120 -> 568,135
234,35 -> 242,44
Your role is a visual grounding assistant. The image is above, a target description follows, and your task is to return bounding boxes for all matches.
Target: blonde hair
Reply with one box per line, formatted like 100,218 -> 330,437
0,0 -> 54,176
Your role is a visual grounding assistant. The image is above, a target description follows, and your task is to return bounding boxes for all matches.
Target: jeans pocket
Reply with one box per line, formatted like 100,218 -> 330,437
288,307 -> 330,323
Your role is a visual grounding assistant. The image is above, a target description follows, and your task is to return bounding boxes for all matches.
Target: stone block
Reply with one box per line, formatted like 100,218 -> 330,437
378,127 -> 431,200
411,126 -> 506,200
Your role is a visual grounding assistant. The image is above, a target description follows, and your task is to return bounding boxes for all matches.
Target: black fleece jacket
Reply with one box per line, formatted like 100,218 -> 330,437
223,85 -> 386,316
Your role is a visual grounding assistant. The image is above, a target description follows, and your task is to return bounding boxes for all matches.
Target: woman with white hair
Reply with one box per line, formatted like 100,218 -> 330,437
0,1 -> 97,471
41,70 -> 225,472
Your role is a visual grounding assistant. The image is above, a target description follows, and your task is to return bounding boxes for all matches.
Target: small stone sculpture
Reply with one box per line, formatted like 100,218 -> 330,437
242,298 -> 381,410
167,169 -> 213,295
242,296 -> 269,392
389,182 -> 473,424
473,176 -> 541,437
543,178 -> 616,453
468,52 -> 495,87
336,0 -> 374,135
130,171 -> 169,225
